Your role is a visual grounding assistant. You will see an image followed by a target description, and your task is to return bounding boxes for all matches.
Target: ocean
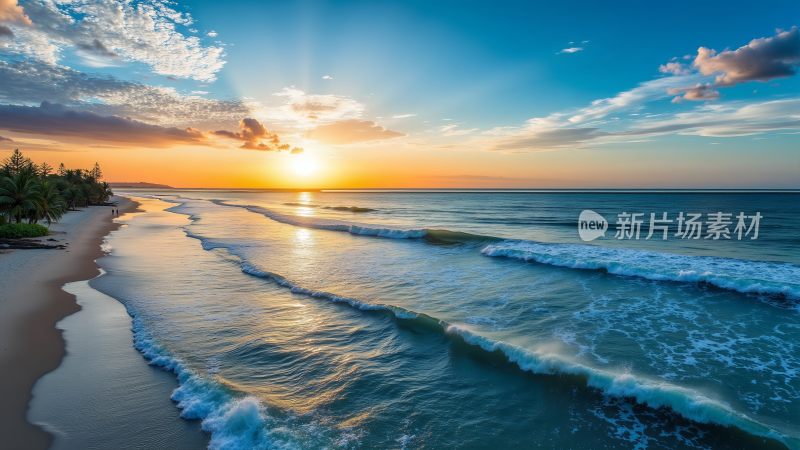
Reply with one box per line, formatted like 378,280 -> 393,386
87,190 -> 800,449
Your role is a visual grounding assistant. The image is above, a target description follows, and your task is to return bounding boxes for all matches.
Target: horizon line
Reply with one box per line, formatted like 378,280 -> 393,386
110,186 -> 800,193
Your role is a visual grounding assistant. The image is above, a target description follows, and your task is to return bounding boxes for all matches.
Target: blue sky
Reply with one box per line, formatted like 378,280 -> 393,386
0,0 -> 798,187
184,0 -> 800,122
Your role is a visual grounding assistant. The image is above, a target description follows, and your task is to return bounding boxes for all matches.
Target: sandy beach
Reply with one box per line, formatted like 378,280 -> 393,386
0,196 -> 136,449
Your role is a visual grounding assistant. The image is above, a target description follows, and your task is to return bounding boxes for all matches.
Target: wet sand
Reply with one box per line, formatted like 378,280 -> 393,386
0,197 -> 135,448
29,278 -> 208,449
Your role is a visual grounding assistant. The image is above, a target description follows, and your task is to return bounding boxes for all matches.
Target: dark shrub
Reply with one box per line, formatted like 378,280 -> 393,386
0,223 -> 49,238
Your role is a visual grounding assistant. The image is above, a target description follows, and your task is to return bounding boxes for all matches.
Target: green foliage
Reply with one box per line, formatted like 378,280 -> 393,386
0,149 -> 112,228
0,222 -> 49,238
0,168 -> 41,223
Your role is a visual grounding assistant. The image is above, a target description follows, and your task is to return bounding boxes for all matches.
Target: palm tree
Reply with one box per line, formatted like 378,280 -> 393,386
36,179 -> 66,225
61,185 -> 81,211
0,169 -> 42,223
0,150 -> 114,226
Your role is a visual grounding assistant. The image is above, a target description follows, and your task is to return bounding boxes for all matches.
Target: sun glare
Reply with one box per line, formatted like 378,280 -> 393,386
290,154 -> 317,177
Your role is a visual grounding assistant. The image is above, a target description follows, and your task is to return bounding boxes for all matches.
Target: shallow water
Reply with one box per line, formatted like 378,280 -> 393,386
92,191 -> 799,449
29,278 -> 208,449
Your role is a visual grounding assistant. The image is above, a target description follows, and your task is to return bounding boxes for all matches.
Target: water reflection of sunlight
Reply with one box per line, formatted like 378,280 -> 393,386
294,192 -> 316,216
298,192 -> 313,203
297,206 -> 315,217
294,228 -> 312,244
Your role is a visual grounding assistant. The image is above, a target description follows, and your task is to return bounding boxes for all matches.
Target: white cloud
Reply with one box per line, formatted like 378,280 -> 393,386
558,47 -> 583,54
625,98 -> 800,137
322,74 -> 333,80
565,75 -> 701,124
0,59 -> 248,127
3,0 -> 226,81
207,30 -> 218,38
391,113 -> 416,119
267,87 -> 364,126
659,62 -> 690,75
487,97 -> 800,151
440,123 -> 478,137
305,119 -> 404,144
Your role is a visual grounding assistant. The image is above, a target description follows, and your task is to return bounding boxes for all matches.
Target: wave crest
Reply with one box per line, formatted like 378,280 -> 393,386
482,241 -> 800,303
233,258 -> 791,447
130,314 -> 278,450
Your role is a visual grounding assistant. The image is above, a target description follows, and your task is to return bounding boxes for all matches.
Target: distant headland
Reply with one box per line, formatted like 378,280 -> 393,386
109,182 -> 174,189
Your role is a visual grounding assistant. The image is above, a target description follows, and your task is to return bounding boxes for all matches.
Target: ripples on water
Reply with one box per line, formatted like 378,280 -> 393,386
93,191 -> 800,449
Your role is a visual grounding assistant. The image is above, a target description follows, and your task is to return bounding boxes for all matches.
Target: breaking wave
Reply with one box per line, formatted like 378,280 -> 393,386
283,202 -> 377,213
481,241 -> 800,303
129,313 -> 288,450
211,200 -> 496,244
175,221 -> 794,448
197,198 -> 800,303
234,259 -> 793,448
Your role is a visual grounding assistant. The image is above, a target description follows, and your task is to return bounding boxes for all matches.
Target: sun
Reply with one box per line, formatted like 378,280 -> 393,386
290,154 -> 317,176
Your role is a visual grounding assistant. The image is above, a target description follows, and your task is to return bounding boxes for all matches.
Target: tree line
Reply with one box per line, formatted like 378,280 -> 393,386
0,149 -> 113,225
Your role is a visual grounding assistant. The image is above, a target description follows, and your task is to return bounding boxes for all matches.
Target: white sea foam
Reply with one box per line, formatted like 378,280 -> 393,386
482,241 -> 800,303
444,324 -> 792,446
234,254 -> 795,448
129,313 -> 288,450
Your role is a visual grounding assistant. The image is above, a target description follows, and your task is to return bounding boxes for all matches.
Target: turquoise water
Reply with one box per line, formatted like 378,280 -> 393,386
94,191 -> 800,449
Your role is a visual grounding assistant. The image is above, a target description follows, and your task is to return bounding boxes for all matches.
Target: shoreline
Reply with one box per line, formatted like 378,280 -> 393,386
0,196 -> 138,449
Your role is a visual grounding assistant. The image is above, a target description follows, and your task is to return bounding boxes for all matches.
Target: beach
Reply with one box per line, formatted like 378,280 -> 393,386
0,197 -> 135,448
0,190 -> 797,448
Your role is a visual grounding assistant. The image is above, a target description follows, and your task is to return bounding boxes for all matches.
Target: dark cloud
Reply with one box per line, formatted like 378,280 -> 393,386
0,25 -> 13,38
669,83 -> 720,102
0,102 -> 205,146
76,39 -> 117,57
304,119 -> 404,144
0,58 -> 248,127
213,118 -> 301,152
694,27 -> 800,86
